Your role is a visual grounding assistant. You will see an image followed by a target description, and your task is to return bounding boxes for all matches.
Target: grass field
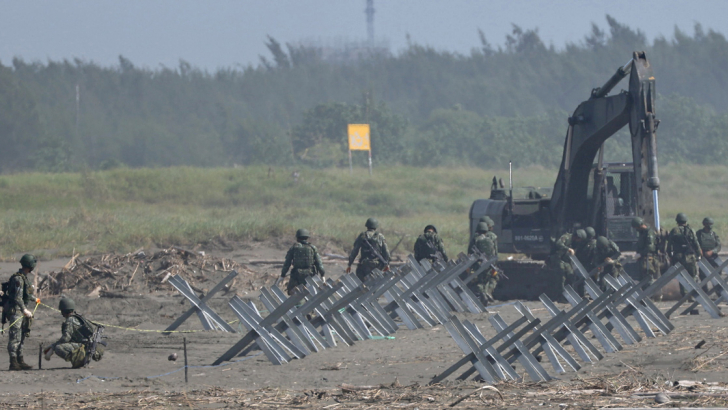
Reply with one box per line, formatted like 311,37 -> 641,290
0,164 -> 725,261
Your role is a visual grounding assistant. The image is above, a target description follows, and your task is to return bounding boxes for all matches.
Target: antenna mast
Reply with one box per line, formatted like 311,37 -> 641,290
365,0 -> 375,44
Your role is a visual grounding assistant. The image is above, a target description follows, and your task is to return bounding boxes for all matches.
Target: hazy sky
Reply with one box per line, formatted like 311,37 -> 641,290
1,0 -> 726,70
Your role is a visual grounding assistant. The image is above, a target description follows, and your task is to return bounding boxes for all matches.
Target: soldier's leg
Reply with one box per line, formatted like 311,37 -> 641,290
286,271 -> 302,296
355,263 -> 374,283
55,342 -> 86,368
6,313 -> 23,360
483,275 -> 498,302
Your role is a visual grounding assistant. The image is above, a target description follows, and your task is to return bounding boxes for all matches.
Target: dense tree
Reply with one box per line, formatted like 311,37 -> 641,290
1,16 -> 727,172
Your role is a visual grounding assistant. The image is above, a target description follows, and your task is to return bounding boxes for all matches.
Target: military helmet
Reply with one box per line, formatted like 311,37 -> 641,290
19,254 -> 37,269
295,229 -> 310,239
703,217 -> 714,226
365,217 -> 379,229
479,215 -> 489,223
585,227 -> 596,239
631,217 -> 644,228
424,224 -> 437,233
676,213 -> 688,223
596,236 -> 610,249
58,297 -> 75,312
574,229 -> 586,240
476,222 -> 489,233
484,216 -> 494,226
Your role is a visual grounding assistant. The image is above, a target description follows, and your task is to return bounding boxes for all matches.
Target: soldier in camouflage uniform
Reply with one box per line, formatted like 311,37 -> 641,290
414,225 -> 448,263
591,236 -> 622,291
469,222 -> 499,304
696,217 -> 721,294
347,218 -> 390,282
4,254 -> 37,370
632,217 -> 660,289
667,213 -> 702,297
578,227 -> 597,273
548,229 -> 585,296
44,297 -> 104,368
279,229 -> 325,294
468,216 -> 493,253
697,217 -> 721,268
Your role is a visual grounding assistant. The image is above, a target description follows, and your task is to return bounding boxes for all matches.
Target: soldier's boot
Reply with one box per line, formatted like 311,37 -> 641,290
17,356 -> 33,370
8,357 -> 22,371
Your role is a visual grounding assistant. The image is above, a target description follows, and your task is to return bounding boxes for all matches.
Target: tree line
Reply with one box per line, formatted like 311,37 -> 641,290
0,16 -> 726,173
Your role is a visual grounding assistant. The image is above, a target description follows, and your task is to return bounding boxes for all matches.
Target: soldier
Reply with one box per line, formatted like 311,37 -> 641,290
347,218 -> 390,282
592,236 -> 622,290
578,227 -> 597,272
632,217 -> 660,288
697,217 -> 721,267
4,254 -> 37,370
484,217 -> 499,258
278,229 -> 325,295
468,216 -> 492,253
667,213 -> 702,297
548,229 -> 585,296
470,222 -> 499,304
43,297 -> 104,368
414,225 -> 448,263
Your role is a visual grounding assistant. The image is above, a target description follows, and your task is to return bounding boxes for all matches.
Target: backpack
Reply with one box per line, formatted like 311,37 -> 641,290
72,314 -> 99,341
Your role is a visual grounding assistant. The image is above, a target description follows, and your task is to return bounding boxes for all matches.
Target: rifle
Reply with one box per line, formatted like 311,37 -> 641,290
469,249 -> 508,280
362,236 -> 389,269
424,238 -> 445,263
84,324 -> 106,367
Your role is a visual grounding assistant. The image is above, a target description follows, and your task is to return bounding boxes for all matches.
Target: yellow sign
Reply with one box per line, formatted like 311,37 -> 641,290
348,124 -> 371,151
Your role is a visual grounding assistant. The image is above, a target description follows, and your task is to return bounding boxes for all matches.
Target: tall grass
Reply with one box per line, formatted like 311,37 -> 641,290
0,164 -> 724,260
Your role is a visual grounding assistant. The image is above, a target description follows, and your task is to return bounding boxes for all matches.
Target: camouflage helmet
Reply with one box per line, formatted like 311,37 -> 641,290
19,254 -> 37,269
295,229 -> 310,239
596,236 -> 610,249
58,297 -> 75,312
631,217 -> 644,228
484,216 -> 494,226
584,227 -> 596,239
365,217 -> 379,229
676,213 -> 688,224
703,217 -> 714,226
479,215 -> 489,223
424,225 -> 437,233
476,222 -> 489,233
574,229 -> 587,240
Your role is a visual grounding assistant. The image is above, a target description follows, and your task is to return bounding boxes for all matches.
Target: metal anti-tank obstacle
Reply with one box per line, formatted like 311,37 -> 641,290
164,270 -> 238,334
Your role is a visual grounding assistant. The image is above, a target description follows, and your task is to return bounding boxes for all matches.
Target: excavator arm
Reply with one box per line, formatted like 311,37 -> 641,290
549,51 -> 660,234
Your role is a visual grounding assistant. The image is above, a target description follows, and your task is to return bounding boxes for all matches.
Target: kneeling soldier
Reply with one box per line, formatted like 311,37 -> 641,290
45,297 -> 104,368
279,229 -> 325,294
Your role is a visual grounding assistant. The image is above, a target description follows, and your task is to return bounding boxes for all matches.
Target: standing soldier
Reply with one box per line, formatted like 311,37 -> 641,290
484,217 -> 499,257
414,225 -> 448,263
470,222 -> 499,304
347,218 -> 390,282
548,229 -> 585,296
43,297 -> 104,368
632,217 -> 660,290
697,217 -> 721,267
592,236 -> 622,290
278,229 -> 325,295
4,254 -> 37,370
469,216 -> 492,253
667,213 -> 702,297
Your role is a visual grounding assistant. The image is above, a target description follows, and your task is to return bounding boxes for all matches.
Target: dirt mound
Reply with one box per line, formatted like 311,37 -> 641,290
36,246 -> 275,299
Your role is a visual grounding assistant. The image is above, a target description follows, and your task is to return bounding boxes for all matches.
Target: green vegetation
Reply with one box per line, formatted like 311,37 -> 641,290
1,17 -> 728,172
0,165 -> 725,260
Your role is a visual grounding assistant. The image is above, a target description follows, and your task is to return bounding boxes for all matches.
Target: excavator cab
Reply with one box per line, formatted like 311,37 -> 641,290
587,163 -> 639,250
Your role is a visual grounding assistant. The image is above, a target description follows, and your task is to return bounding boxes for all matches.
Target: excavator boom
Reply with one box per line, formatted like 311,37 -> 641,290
549,51 -> 660,234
